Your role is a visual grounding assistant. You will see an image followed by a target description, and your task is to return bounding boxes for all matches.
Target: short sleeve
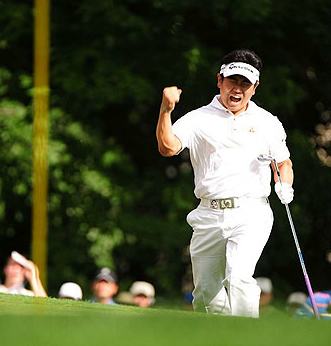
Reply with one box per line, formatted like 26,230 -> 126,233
172,112 -> 195,153
268,116 -> 290,163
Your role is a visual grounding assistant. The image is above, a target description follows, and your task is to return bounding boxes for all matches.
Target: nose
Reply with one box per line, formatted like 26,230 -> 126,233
232,82 -> 243,92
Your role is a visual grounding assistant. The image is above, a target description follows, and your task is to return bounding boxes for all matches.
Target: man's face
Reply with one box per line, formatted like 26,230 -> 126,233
217,74 -> 258,115
132,294 -> 153,308
92,280 -> 118,300
4,258 -> 25,284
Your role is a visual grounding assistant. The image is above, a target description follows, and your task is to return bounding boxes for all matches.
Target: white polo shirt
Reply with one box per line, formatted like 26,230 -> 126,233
172,95 -> 290,199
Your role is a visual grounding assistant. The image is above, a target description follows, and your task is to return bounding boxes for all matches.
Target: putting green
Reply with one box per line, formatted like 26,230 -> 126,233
0,293 -> 330,346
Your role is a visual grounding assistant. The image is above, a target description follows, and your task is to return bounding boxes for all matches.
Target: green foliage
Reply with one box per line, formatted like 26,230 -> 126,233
0,97 -> 32,231
258,66 -> 306,116
0,68 -> 192,297
1,0 -> 331,298
0,70 -> 136,294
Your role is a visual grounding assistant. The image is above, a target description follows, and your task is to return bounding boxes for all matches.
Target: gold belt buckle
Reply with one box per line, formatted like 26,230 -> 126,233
210,198 -> 235,209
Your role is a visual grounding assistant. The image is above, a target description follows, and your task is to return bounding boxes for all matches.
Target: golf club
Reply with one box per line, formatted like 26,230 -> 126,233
257,154 -> 320,319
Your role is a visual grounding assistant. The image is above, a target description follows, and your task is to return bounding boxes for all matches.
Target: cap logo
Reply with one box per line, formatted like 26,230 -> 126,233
220,62 -> 260,84
228,63 -> 254,74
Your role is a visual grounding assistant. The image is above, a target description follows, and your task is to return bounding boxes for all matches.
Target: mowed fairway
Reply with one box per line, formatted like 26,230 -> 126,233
1,293 -> 330,346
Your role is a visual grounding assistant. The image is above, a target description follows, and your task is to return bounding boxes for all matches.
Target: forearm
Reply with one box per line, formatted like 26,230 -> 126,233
27,265 -> 48,297
273,159 -> 293,185
32,278 -> 47,297
156,108 -> 181,157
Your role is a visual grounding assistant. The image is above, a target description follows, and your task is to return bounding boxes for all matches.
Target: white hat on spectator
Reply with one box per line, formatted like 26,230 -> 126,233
255,277 -> 273,293
287,291 -> 307,306
130,281 -> 155,298
58,282 -> 83,300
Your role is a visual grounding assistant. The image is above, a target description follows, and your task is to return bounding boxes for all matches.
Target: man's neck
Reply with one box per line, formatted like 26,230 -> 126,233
97,297 -> 113,304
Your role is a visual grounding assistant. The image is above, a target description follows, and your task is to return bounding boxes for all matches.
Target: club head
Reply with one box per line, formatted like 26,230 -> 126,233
257,154 -> 274,163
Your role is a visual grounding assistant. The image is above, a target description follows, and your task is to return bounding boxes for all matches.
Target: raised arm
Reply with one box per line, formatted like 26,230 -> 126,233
156,86 -> 183,157
24,260 -> 48,297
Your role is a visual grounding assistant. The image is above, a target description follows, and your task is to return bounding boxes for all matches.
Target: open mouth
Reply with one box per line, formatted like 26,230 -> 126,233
230,95 -> 241,103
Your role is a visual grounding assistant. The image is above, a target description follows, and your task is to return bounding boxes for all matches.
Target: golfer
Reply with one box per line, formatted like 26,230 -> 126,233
156,49 -> 294,317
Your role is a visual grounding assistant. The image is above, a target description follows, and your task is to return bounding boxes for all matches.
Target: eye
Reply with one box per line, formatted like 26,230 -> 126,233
242,82 -> 252,88
227,77 -> 237,83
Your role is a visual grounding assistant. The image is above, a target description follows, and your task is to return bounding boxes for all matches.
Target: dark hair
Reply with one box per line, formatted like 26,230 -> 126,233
221,49 -> 263,72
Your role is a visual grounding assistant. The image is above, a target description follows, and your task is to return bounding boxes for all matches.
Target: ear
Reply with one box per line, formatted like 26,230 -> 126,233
217,73 -> 223,88
252,81 -> 259,95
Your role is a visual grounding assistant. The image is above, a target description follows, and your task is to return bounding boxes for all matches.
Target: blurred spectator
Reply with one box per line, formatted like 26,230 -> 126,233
255,277 -> 273,307
295,290 -> 331,319
313,291 -> 331,314
181,246 -> 194,308
286,291 -> 307,316
129,281 -> 155,308
91,267 -> 118,305
182,276 -> 194,307
0,251 -> 47,297
58,282 -> 83,300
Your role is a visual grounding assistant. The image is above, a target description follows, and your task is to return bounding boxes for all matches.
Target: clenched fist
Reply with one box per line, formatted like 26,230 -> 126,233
275,182 -> 294,204
161,86 -> 182,113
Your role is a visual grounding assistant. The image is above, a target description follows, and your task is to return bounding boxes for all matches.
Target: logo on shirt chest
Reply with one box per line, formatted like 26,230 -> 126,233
229,125 -> 260,148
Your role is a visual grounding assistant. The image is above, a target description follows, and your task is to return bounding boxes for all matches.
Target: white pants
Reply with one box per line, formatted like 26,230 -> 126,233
187,199 -> 273,318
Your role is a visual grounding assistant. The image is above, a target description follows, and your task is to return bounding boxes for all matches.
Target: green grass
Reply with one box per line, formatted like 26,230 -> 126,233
1,293 -> 330,346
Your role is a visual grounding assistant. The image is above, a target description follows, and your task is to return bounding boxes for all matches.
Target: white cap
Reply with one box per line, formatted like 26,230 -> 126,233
129,281 -> 155,298
220,62 -> 260,84
58,282 -> 83,300
10,251 -> 34,270
255,277 -> 273,293
287,292 -> 307,306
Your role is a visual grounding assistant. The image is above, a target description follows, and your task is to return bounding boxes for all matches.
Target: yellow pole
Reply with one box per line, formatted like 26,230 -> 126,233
32,0 -> 50,287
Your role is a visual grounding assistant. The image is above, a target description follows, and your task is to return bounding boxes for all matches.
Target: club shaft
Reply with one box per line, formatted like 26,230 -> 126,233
284,203 -> 320,319
273,160 -> 320,319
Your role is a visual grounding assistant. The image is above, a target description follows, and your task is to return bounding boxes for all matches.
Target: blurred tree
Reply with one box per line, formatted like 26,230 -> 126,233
0,70 -> 137,295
